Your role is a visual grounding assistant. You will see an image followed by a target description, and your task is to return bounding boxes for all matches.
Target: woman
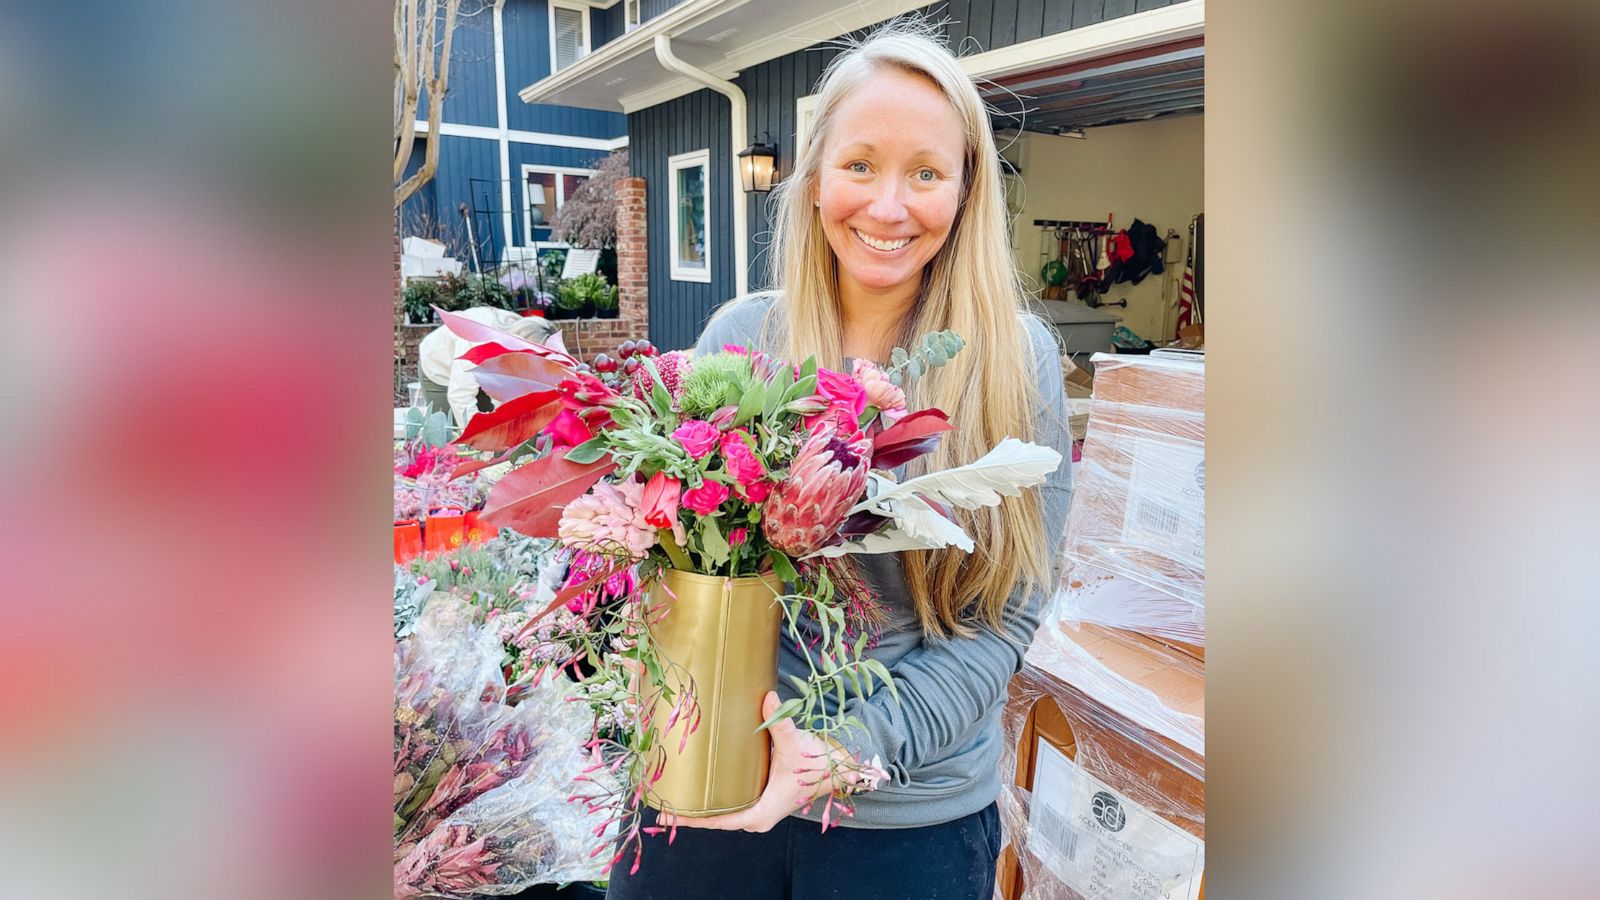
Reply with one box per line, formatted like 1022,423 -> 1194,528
607,21 -> 1073,900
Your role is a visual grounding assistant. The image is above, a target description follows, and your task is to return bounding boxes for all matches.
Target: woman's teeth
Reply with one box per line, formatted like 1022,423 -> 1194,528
853,228 -> 912,252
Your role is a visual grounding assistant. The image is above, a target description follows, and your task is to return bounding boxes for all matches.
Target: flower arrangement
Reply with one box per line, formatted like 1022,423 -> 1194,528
436,310 -> 1061,874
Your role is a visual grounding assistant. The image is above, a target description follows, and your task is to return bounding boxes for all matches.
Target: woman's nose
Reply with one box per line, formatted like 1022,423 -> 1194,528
866,178 -> 909,223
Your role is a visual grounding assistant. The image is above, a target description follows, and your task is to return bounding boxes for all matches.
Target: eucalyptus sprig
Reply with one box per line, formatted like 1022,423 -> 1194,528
886,330 -> 966,387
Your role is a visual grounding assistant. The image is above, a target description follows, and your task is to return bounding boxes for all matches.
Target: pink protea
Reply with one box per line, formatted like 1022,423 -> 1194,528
851,359 -> 908,426
558,479 -> 656,558
630,350 -> 692,402
761,422 -> 873,557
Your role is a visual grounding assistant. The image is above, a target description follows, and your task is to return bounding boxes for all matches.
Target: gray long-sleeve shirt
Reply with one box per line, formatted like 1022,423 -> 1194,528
693,292 -> 1075,829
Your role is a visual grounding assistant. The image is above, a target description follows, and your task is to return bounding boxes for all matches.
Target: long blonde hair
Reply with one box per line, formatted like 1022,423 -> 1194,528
762,20 -> 1051,638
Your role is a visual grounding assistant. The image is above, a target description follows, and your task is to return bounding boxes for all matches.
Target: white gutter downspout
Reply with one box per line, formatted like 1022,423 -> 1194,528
653,34 -> 748,297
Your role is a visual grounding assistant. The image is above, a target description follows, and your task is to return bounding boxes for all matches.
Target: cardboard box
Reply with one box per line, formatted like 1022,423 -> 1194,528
998,621 -> 1205,899
1061,353 -> 1204,646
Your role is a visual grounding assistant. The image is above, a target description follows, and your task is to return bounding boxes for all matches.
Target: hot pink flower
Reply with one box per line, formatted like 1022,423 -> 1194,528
729,527 -> 748,546
762,421 -> 873,556
735,479 -> 771,503
672,420 -> 720,458
851,359 -> 908,426
720,430 -> 766,485
640,472 -> 682,531
546,408 -> 593,448
816,367 -> 867,420
681,479 -> 730,516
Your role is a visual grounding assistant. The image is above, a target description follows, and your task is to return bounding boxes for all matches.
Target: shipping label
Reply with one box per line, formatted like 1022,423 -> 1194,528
1121,437 -> 1205,570
1027,740 -> 1204,900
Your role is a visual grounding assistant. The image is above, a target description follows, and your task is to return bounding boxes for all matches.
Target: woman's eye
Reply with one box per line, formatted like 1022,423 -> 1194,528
916,168 -> 937,182
848,162 -> 869,174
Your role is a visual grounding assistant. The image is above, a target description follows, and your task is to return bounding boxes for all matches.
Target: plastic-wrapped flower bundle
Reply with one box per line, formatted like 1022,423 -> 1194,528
393,597 -> 609,898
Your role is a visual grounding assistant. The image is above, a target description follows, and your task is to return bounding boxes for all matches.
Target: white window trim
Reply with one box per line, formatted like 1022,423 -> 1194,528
521,162 -> 598,249
549,0 -> 591,74
624,0 -> 641,32
795,93 -> 820,158
667,149 -> 712,284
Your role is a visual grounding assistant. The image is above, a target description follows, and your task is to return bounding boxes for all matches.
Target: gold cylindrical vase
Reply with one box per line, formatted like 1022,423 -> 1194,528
643,569 -> 782,817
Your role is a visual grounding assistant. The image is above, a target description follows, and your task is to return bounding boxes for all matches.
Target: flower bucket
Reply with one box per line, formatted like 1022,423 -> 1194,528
394,520 -> 422,564
463,510 -> 490,544
644,569 -> 783,817
423,509 -> 465,557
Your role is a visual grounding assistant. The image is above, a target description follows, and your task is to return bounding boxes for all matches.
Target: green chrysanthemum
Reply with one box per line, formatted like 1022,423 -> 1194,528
678,351 -> 756,417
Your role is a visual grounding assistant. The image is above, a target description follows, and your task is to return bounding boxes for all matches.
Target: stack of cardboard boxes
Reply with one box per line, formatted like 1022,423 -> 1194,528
1000,351 -> 1206,899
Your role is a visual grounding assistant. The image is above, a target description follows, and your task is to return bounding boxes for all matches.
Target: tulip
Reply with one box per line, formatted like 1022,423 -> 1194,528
640,472 -> 682,531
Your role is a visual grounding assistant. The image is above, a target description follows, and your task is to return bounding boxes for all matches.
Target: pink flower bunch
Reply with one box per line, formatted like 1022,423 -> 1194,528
557,480 -> 656,558
720,430 -> 770,502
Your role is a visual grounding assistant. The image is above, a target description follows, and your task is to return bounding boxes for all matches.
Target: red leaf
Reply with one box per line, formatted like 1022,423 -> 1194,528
472,352 -> 573,403
438,308 -> 576,366
455,390 -> 562,452
479,454 -> 617,538
459,342 -> 519,366
526,563 -> 618,627
871,409 -> 955,468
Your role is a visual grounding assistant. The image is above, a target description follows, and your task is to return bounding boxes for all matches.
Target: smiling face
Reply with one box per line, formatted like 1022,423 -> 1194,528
816,66 -> 966,302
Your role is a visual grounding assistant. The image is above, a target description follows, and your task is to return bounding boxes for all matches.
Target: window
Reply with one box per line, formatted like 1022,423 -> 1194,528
668,149 -> 711,283
550,1 -> 589,73
522,164 -> 595,248
795,94 -> 820,157
624,0 -> 640,32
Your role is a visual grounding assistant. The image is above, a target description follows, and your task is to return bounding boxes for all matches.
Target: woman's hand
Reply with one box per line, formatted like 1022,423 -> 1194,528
656,691 -> 843,833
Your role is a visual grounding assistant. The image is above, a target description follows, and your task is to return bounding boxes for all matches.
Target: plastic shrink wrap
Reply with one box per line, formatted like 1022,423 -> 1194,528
394,597 -> 609,898
998,601 -> 1204,899
1061,352 -> 1204,648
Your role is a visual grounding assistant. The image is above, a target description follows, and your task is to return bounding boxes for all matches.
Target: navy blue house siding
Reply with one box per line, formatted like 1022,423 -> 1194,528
502,0 -> 627,138
629,88 -> 734,352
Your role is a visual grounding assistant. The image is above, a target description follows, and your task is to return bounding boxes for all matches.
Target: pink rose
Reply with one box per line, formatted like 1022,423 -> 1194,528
546,408 -> 594,449
672,420 -> 720,459
640,472 -> 682,530
735,479 -> 771,504
720,430 -> 767,485
729,527 -> 748,546
681,480 -> 730,516
816,368 -> 867,420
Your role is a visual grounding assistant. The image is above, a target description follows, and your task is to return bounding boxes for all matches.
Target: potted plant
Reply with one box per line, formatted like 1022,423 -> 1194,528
564,272 -> 611,320
402,280 -> 442,324
550,279 -> 584,319
592,281 -> 620,319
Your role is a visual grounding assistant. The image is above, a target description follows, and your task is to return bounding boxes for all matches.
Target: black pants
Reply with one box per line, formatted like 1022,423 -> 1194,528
605,803 -> 1001,900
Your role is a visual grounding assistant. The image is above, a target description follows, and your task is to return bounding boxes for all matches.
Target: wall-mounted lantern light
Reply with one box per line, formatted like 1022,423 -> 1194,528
738,134 -> 778,193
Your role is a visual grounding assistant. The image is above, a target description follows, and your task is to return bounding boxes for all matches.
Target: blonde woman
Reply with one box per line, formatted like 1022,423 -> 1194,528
608,21 -> 1073,900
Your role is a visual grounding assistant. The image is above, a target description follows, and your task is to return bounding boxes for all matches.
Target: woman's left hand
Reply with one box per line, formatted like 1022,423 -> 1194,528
657,691 -> 840,833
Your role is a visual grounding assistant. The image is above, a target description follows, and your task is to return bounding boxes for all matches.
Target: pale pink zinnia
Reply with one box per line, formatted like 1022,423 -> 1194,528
761,421 -> 873,557
851,359 -> 908,426
558,480 -> 656,558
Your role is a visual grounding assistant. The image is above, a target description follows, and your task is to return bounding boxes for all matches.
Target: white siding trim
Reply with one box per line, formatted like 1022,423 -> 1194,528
959,0 -> 1206,80
667,148 -> 713,284
414,120 -> 627,152
494,1 -> 514,263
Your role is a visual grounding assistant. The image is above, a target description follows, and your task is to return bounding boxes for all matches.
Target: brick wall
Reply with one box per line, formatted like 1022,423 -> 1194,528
611,175 -> 650,354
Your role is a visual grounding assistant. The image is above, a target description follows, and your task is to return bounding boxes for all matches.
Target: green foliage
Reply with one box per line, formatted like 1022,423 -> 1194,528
677,351 -> 756,417
402,280 -> 441,323
886,330 -> 966,387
